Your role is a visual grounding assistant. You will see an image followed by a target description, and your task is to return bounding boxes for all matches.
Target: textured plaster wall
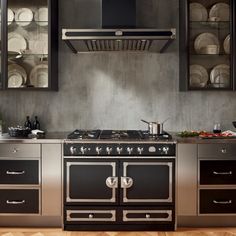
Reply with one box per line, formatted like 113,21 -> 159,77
0,0 -> 236,132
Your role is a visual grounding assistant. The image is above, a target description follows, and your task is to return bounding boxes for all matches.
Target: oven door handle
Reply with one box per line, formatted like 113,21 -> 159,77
106,177 -> 118,189
121,177 -> 133,189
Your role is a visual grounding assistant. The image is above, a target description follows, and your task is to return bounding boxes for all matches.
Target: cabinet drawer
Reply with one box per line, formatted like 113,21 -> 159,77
0,160 -> 39,185
200,160 -> 236,185
0,144 -> 40,158
123,209 -> 172,223
199,189 -> 236,214
0,189 -> 39,214
198,144 -> 236,159
66,209 -> 116,223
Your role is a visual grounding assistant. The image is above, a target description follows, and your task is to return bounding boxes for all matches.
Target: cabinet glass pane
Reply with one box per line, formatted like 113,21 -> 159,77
0,1 -> 2,89
188,0 -> 231,90
7,0 -> 48,89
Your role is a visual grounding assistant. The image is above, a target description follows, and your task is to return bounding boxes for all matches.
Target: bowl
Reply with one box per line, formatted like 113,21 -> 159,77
232,121 -> 236,128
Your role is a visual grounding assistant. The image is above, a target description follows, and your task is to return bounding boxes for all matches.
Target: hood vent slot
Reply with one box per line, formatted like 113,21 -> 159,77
62,29 -> 176,53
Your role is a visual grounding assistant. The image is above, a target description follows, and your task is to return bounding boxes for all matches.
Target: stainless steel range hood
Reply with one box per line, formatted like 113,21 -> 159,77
62,0 -> 176,53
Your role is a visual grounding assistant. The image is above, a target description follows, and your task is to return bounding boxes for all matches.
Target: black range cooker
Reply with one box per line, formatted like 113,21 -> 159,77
63,130 -> 176,231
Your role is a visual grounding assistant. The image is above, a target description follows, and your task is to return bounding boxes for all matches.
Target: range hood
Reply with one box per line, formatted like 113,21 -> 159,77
62,0 -> 176,53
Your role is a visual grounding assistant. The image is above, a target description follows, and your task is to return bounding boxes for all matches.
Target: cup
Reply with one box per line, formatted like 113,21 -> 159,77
213,122 -> 221,133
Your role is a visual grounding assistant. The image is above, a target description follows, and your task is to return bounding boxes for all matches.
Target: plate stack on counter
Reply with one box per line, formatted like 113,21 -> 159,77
189,2 -> 230,89
7,7 -> 49,88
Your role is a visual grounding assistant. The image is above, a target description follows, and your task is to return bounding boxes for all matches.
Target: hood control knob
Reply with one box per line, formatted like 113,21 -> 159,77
80,147 -> 88,155
106,147 -> 113,155
70,146 -> 76,155
116,147 -> 123,155
137,147 -> 144,155
127,147 -> 133,155
96,147 -> 102,155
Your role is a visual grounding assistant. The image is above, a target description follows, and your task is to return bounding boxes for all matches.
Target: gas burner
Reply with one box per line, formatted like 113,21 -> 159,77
140,130 -> 172,140
100,130 -> 142,140
67,129 -> 101,140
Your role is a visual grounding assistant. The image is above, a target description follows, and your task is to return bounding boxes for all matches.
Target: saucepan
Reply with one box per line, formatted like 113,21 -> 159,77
141,118 -> 170,135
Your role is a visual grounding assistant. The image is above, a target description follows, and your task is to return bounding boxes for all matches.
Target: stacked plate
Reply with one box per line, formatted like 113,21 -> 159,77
210,64 -> 230,88
30,64 -> 48,88
15,8 -> 33,26
190,64 -> 208,88
8,64 -> 27,88
223,34 -> 230,54
190,3 -> 208,21
34,7 -> 48,26
8,32 -> 27,53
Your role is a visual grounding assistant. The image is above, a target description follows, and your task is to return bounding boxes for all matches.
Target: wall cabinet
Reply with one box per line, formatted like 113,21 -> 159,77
0,0 -> 58,91
179,0 -> 236,91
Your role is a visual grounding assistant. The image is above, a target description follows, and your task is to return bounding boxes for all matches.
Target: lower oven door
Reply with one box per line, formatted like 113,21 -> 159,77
120,159 -> 175,205
65,159 -> 118,205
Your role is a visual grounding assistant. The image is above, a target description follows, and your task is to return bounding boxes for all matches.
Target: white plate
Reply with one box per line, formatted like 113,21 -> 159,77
15,8 -> 33,26
223,34 -> 230,54
8,64 -> 27,88
190,64 -> 208,87
34,7 -> 48,26
8,8 -> 15,25
210,64 -> 230,88
30,64 -> 48,88
190,3 -> 208,21
209,3 -> 230,21
194,33 -> 220,54
29,33 -> 48,55
8,32 -> 27,53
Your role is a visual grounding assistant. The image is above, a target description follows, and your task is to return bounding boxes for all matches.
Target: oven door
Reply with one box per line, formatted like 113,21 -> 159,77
120,159 -> 175,205
65,159 -> 118,205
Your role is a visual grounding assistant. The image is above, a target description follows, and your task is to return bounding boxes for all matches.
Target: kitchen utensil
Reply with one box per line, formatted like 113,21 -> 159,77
15,8 -> 33,26
190,64 -> 208,88
141,119 -> 165,135
190,3 -> 208,22
223,34 -> 230,54
209,3 -> 230,21
34,7 -> 48,26
8,126 -> 31,137
210,64 -> 230,88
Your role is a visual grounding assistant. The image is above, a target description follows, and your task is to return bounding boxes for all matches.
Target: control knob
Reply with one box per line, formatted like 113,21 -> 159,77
137,147 -> 144,155
106,147 -> 113,155
80,146 -> 88,155
96,147 -> 102,155
162,146 -> 170,155
70,146 -> 76,155
127,147 -> 133,155
116,147 -> 123,155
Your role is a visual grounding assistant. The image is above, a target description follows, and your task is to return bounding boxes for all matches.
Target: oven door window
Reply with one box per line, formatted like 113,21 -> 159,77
120,160 -> 174,204
66,161 -> 118,204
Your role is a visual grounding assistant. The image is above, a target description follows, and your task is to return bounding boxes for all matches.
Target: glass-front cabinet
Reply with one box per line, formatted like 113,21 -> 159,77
0,0 -> 57,90
180,0 -> 236,91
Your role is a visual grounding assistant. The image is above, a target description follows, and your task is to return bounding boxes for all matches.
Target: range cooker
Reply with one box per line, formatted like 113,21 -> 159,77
63,130 -> 176,231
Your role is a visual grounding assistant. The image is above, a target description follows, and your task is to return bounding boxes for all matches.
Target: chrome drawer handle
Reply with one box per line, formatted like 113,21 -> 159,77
88,214 -> 94,219
121,177 -> 133,189
221,148 -> 227,154
12,148 -> 19,153
6,200 -> 25,205
213,200 -> 232,205
213,171 -> 232,175
106,177 -> 118,189
146,214 -> 151,219
6,170 -> 25,175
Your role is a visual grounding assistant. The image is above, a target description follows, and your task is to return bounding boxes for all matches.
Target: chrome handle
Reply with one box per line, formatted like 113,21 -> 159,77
221,148 -> 227,154
6,200 -> 25,205
12,148 -> 18,153
213,200 -> 232,205
6,170 -> 25,175
88,214 -> 94,219
213,171 -> 232,175
106,177 -> 118,188
146,214 -> 151,219
121,177 -> 133,189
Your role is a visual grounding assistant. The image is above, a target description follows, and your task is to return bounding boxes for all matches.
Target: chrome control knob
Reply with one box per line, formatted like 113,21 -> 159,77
162,146 -> 170,155
137,147 -> 144,155
106,147 -> 113,155
127,147 -> 133,155
70,146 -> 76,155
80,146 -> 88,155
116,147 -> 123,155
96,147 -> 102,155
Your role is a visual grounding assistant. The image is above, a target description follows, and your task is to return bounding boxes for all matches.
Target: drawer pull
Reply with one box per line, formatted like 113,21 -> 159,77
6,200 -> 25,205
106,177 -> 118,189
146,214 -> 151,219
221,148 -> 227,154
213,171 -> 232,175
12,148 -> 19,153
121,177 -> 133,189
213,200 -> 232,205
6,170 -> 25,175
88,214 -> 94,219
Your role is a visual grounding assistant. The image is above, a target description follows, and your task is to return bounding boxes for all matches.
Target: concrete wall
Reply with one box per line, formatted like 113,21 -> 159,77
1,0 -> 236,132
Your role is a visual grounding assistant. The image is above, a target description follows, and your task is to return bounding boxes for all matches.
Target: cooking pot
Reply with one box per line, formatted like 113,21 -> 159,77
141,119 -> 164,135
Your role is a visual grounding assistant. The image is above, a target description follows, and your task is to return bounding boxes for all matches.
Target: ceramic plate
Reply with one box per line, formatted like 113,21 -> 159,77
210,64 -> 230,88
209,3 -> 230,21
8,8 -> 15,25
223,34 -> 230,54
29,33 -> 48,55
30,64 -> 48,88
194,33 -> 219,54
190,64 -> 208,87
8,64 -> 27,88
15,8 -> 33,26
34,7 -> 48,26
190,3 -> 208,21
8,32 -> 27,53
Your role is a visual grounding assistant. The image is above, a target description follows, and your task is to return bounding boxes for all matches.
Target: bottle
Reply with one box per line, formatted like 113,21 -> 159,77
24,116 -> 32,129
33,116 -> 40,130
